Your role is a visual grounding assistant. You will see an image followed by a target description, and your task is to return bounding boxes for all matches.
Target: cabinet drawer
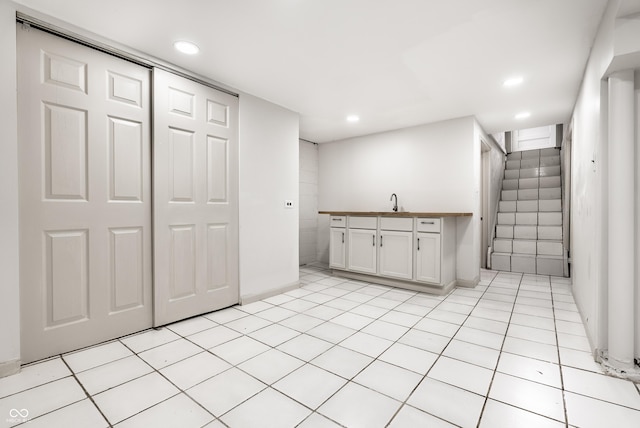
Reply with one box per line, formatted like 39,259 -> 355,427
330,216 -> 346,228
349,216 -> 377,229
417,218 -> 441,233
380,217 -> 413,231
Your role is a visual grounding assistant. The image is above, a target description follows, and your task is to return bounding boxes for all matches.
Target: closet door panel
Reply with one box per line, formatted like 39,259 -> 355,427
18,25 -> 152,363
153,69 -> 239,326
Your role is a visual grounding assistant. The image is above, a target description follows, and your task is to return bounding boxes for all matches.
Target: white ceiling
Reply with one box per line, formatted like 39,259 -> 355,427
15,0 -> 610,143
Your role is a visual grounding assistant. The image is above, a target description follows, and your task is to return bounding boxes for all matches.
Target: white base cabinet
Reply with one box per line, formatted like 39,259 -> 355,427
329,228 -> 346,269
416,232 -> 441,283
329,215 -> 456,291
379,230 -> 413,280
348,228 -> 377,274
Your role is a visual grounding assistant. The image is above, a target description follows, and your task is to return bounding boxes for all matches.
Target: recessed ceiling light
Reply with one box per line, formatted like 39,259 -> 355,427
174,40 -> 200,55
346,115 -> 360,123
515,111 -> 531,119
503,76 -> 524,87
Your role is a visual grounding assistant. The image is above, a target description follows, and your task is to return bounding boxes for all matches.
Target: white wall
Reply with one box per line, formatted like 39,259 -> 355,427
317,214 -> 330,264
488,137 -> 506,245
299,140 -> 318,265
570,0 -> 615,353
319,117 -> 475,212
491,132 -> 507,153
476,121 -> 506,269
0,1 -> 21,376
238,94 -> 300,301
318,116 -> 481,283
569,0 -> 640,357
635,71 -> 640,359
457,121 -> 481,283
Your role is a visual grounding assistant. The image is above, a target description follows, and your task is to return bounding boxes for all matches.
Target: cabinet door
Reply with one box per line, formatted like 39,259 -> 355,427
348,229 -> 377,274
379,231 -> 413,280
329,228 -> 346,269
416,232 -> 441,284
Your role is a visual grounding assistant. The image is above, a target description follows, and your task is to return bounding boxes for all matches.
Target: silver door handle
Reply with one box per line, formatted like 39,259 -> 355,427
417,238 -> 420,251
342,232 -> 344,244
421,221 -> 435,225
380,235 -> 383,247
332,218 -> 343,221
372,235 -> 375,246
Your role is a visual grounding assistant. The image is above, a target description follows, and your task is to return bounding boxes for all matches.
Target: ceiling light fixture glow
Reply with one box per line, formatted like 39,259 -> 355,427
503,76 -> 524,87
174,40 -> 200,55
515,111 -> 531,119
346,115 -> 360,123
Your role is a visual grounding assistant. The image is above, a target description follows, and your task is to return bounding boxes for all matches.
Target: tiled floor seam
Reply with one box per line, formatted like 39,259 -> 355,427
9,267 -> 640,428
119,320 -> 305,426
153,324 -> 303,425
381,270 -> 502,426
551,280 -> 571,428
474,272 -> 524,428
59,355 -> 112,428
115,335 -> 222,426
119,323 -> 274,427
225,272 -> 373,427
485,274 -> 571,423
290,295 -> 404,422
169,270 -> 378,426
0,357 -> 67,401
282,271 -> 436,426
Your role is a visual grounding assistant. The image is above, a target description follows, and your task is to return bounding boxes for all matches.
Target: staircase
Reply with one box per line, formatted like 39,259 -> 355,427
490,148 -> 565,276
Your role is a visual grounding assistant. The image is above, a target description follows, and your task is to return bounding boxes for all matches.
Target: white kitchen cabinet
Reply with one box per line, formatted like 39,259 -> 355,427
416,232 -> 441,283
348,228 -> 377,274
326,213 -> 460,293
379,230 -> 413,280
329,227 -> 346,269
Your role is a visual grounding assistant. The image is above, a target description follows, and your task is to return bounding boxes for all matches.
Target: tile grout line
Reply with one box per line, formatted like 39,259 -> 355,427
12,267 -> 639,427
179,267 -> 349,426
550,279 -> 571,428
216,267 -> 354,427
293,276 -> 411,424
118,324 -> 242,426
118,338 -> 215,426
481,275 -> 574,427
474,271 -> 524,428
0,355 -> 68,401
59,355 -> 113,428
311,271 -> 564,426
282,268 -> 431,426
381,271 -> 503,427
307,269 -> 457,427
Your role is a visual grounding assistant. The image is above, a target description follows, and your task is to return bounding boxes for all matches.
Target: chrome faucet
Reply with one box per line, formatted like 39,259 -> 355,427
390,193 -> 398,212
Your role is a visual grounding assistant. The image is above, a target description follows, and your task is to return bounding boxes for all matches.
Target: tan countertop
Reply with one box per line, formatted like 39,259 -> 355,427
319,211 -> 472,217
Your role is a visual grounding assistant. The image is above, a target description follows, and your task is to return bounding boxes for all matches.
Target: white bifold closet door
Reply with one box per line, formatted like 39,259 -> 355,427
153,69 -> 239,326
18,26 -> 153,363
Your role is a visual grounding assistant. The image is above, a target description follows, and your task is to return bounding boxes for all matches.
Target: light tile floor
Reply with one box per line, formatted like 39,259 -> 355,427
2,265 -> 640,427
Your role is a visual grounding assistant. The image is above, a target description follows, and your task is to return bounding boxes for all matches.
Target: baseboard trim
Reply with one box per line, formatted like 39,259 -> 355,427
0,359 -> 21,378
455,275 -> 480,288
240,281 -> 300,305
332,270 -> 457,296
